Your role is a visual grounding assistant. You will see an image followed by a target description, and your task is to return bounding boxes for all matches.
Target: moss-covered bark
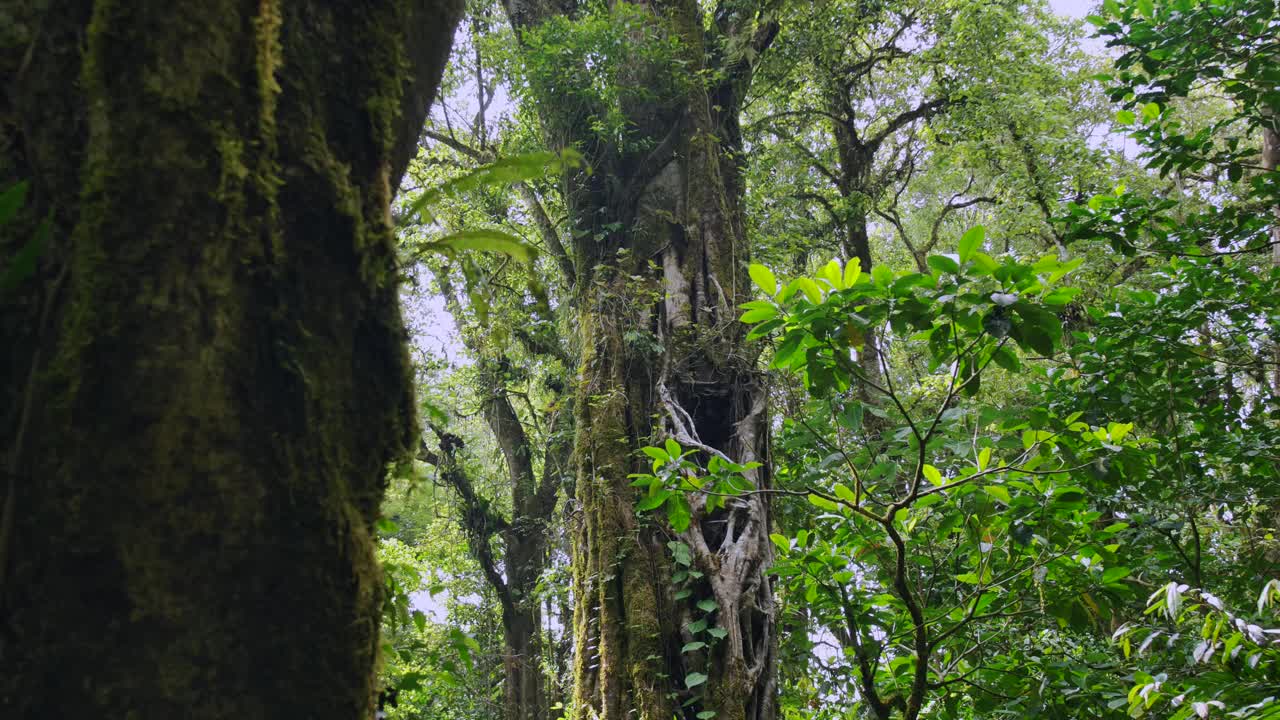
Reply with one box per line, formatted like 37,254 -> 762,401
502,2 -> 779,718
0,1 -> 461,717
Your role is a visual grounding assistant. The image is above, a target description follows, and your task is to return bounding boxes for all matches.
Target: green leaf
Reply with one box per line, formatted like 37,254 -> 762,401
795,277 -> 823,304
1102,567 -> 1131,584
922,464 -> 944,486
808,493 -> 840,513
697,712 -> 717,720
1042,287 -> 1080,305
685,672 -> 708,688
429,229 -> 536,263
833,483 -> 856,503
817,259 -> 844,290
667,494 -> 692,532
1116,109 -> 1136,125
745,317 -> 784,340
739,304 -> 779,324
0,217 -> 49,292
982,485 -> 1011,505
969,252 -> 998,275
681,641 -> 707,653
641,446 -> 668,462
843,258 -> 862,287
838,401 -> 864,432
955,572 -> 982,584
707,627 -> 728,639
1053,487 -> 1087,504
637,490 -> 672,512
697,598 -> 718,612
959,226 -> 985,262
991,345 -> 1021,372
749,264 -> 777,296
0,181 -> 28,225
978,447 -> 992,471
770,533 -> 790,552
927,254 -> 961,276
401,149 -> 583,225
665,439 -> 682,458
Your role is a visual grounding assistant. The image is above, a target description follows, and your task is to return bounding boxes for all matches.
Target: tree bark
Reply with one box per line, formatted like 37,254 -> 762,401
500,2 -> 778,719
0,1 -> 461,717
1263,122 -> 1280,395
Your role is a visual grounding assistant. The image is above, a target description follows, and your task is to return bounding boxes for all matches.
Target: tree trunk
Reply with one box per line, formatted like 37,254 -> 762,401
500,2 -> 778,719
0,1 -> 461,717
1263,122 -> 1280,395
828,90 -> 886,406
429,259 -> 571,720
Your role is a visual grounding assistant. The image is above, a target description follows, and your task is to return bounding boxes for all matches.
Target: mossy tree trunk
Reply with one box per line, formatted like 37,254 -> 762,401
426,258 -> 575,720
0,1 -> 461,717
500,2 -> 779,719
821,69 -> 946,404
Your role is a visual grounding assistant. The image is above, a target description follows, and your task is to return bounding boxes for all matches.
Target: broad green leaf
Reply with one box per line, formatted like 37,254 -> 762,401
748,263 -> 777,296
636,490 -> 671,512
843,258 -> 862,287
739,304 -> 778,324
927,254 -> 961,276
681,641 -> 707,653
1042,287 -> 1080,305
922,464 -> 944,486
808,493 -> 840,512
959,226 -> 985,262
430,229 -> 536,263
666,494 -> 692,532
685,672 -> 708,688
0,217 -> 49,292
1102,567 -> 1131,584
833,483 -> 856,503
978,447 -> 992,471
795,277 -> 823,304
401,149 -> 583,225
770,533 -> 790,552
817,259 -> 843,290
983,485 -> 1011,505
641,446 -> 668,462
697,598 -> 718,612
969,252 -> 998,275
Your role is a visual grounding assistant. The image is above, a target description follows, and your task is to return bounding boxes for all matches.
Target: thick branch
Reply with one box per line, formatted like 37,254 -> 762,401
870,97 -> 949,150
420,431 -> 512,606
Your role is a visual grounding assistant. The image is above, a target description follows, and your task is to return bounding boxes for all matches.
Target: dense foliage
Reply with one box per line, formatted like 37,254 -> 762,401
365,0 -> 1280,718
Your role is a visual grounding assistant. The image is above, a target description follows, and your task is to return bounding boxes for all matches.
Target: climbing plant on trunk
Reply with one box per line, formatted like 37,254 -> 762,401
498,1 -> 781,718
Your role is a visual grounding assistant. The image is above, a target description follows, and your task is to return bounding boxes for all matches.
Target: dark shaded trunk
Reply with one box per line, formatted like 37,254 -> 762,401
500,2 -> 778,719
489,385 -> 566,720
827,87 -> 885,402
0,1 -> 461,717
